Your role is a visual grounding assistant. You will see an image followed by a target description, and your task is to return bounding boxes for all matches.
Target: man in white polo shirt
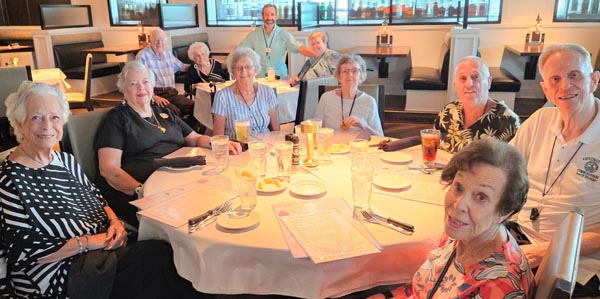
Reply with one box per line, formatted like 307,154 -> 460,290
509,43 -> 600,297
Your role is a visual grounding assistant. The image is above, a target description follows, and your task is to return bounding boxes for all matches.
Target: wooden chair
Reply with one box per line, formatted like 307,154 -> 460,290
534,207 -> 584,299
65,53 -> 94,111
294,76 -> 338,125
318,84 -> 385,129
0,65 -> 32,150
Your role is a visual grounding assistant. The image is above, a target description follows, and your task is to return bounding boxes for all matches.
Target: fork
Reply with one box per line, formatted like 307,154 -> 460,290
360,210 -> 413,235
188,197 -> 236,233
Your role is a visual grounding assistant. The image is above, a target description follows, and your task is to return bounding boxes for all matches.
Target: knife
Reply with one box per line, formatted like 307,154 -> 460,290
372,213 -> 414,232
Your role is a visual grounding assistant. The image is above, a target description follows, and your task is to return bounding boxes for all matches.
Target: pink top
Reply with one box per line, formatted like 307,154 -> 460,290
391,233 -> 534,299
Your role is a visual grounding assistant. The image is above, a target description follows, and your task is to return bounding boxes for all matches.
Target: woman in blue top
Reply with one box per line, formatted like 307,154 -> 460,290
212,47 -> 280,140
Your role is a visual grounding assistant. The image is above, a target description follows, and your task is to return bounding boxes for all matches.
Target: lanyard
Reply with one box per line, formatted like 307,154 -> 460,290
340,90 -> 358,121
543,137 -> 584,197
262,27 -> 277,60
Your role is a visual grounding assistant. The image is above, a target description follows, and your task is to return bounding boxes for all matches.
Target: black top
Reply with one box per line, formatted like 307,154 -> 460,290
95,103 -> 193,183
184,58 -> 229,93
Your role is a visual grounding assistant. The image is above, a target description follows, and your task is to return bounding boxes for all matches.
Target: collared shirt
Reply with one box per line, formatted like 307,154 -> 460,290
136,46 -> 185,88
239,25 -> 302,78
510,98 -> 600,284
434,99 -> 521,154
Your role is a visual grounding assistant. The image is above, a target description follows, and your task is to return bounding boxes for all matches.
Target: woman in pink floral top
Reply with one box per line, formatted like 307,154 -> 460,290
371,139 -> 534,299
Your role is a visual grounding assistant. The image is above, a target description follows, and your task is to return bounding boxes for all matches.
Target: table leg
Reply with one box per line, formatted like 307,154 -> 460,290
378,57 -> 389,78
524,56 -> 539,80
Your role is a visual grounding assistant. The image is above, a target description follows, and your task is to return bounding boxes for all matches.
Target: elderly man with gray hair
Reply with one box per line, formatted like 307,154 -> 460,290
509,43 -> 600,298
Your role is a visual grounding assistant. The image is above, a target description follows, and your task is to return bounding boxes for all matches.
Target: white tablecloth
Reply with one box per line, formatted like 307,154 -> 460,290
194,78 -> 299,130
138,132 -> 451,298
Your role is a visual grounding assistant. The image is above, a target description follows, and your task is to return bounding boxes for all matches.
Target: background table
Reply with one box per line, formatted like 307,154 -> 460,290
504,44 -> 544,80
194,78 -> 299,130
339,46 -> 410,78
138,132 -> 450,298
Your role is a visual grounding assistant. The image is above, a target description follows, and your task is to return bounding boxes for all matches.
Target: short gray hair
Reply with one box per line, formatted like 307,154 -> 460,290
455,55 -> 490,78
188,42 -> 210,61
334,54 -> 367,84
5,82 -> 70,142
227,47 -> 261,75
117,61 -> 156,93
538,43 -> 593,80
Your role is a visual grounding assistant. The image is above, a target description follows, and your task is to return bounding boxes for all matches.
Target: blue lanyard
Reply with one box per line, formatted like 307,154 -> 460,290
340,90 -> 358,121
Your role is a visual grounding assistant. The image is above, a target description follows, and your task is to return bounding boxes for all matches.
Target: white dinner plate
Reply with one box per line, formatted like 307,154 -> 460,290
372,175 -> 411,191
257,177 -> 288,193
217,211 -> 260,230
330,143 -> 350,154
380,152 -> 413,164
289,180 -> 327,198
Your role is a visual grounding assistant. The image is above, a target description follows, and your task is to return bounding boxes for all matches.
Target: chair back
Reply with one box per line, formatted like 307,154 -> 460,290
295,76 -> 339,125
62,110 -> 107,181
0,66 -> 32,118
534,207 -> 584,299
318,84 -> 385,129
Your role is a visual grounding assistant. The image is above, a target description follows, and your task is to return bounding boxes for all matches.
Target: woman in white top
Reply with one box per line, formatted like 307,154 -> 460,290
314,54 -> 383,136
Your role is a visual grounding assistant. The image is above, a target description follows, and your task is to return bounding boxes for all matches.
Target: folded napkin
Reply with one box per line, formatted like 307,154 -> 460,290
382,136 -> 421,152
153,155 -> 206,169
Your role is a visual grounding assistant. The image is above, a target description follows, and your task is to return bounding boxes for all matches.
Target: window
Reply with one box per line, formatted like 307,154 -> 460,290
554,0 -> 600,22
108,0 -> 167,26
204,0 -> 503,27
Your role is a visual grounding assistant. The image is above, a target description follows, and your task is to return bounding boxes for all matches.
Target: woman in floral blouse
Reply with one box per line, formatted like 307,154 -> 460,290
370,139 -> 534,299
435,56 -> 520,153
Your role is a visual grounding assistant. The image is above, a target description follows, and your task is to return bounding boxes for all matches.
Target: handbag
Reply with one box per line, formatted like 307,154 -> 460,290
67,250 -> 117,299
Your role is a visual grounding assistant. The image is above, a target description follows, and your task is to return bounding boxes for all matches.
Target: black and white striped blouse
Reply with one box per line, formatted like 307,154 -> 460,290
0,151 -> 108,298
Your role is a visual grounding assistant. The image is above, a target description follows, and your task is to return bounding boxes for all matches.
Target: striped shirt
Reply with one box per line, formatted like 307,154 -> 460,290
212,84 -> 278,140
136,46 -> 185,88
0,152 -> 108,298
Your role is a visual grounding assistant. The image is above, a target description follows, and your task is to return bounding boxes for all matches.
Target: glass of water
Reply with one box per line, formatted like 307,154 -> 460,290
208,135 -> 229,175
248,140 -> 267,177
274,141 -> 293,179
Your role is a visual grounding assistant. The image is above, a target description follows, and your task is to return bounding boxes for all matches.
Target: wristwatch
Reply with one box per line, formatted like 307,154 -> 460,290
134,184 -> 143,198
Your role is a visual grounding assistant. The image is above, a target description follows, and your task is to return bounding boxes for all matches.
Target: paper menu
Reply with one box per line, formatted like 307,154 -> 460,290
396,176 -> 446,206
272,197 -> 382,263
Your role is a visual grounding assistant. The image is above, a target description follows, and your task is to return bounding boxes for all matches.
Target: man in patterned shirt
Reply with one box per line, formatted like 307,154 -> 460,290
136,28 -> 194,121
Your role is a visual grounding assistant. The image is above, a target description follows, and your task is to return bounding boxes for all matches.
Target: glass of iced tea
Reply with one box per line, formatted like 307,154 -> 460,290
420,129 -> 440,168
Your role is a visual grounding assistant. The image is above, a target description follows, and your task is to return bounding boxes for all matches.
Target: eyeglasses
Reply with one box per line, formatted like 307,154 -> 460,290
340,68 -> 360,75
233,65 -> 255,72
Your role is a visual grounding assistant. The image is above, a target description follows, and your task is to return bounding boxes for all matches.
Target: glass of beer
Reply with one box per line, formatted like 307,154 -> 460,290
420,129 -> 441,168
234,119 -> 250,143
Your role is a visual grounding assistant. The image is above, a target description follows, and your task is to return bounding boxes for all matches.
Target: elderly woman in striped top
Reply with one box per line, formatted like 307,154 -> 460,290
0,82 -> 205,298
212,47 -> 280,140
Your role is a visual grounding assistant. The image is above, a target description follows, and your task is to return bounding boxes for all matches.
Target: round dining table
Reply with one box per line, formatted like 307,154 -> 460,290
138,131 -> 449,298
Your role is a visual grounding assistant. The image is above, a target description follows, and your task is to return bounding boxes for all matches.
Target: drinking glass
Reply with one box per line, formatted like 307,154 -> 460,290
349,138 -> 369,168
317,127 -> 334,164
210,135 -> 229,174
267,67 -> 276,81
420,129 -> 441,168
229,164 -> 257,219
248,141 -> 267,177
274,141 -> 293,179
234,119 -> 250,143
351,165 -> 374,211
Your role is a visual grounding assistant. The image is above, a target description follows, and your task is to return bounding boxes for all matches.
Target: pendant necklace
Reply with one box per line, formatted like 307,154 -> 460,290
340,90 -> 358,121
20,146 -> 50,166
237,86 -> 256,109
262,27 -> 276,60
530,137 -> 583,221
142,110 -> 166,133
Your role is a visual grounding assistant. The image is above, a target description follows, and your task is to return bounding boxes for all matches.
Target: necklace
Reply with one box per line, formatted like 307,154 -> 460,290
20,146 -> 50,166
530,137 -> 583,221
237,86 -> 256,108
142,110 -> 166,133
340,89 -> 358,121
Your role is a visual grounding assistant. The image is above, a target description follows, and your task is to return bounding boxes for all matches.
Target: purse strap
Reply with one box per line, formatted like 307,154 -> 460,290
427,247 -> 457,299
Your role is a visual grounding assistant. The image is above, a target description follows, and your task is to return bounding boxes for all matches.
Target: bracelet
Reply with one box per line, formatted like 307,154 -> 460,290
81,235 -> 89,253
74,236 -> 83,255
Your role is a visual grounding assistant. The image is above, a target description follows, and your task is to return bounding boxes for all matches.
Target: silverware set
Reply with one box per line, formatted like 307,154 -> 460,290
188,196 -> 238,233
360,209 -> 414,235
